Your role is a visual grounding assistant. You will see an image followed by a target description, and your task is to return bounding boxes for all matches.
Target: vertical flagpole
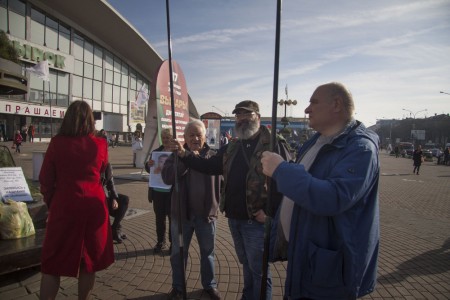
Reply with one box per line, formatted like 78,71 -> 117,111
165,1 -> 187,299
261,0 -> 282,299
49,81 -> 53,137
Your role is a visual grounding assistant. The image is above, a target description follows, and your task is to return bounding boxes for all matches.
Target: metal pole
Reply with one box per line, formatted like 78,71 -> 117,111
261,1 -> 282,299
165,1 -> 187,299
49,81 -> 53,137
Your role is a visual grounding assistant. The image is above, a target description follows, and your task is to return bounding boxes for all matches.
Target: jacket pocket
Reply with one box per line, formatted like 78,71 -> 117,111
307,241 -> 344,287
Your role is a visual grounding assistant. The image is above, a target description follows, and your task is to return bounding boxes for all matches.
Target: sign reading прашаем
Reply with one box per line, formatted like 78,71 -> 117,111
0,167 -> 33,202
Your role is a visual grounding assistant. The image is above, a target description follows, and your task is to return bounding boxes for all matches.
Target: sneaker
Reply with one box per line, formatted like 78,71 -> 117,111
153,242 -> 166,253
168,288 -> 183,300
204,287 -> 221,300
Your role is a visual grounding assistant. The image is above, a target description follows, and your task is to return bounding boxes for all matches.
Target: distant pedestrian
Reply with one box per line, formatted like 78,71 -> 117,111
28,124 -> 35,143
444,147 -> 449,166
21,125 -> 28,143
13,130 -> 23,153
413,145 -> 423,175
394,146 -> 400,158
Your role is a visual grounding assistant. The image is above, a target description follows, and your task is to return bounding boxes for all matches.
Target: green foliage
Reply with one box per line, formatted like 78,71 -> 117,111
0,147 -> 15,168
0,30 -> 20,63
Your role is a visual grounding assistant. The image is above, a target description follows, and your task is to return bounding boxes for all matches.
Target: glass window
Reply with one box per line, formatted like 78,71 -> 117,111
113,57 -> 121,73
58,23 -> 70,53
105,69 -> 113,84
121,74 -> 128,88
130,73 -> 137,91
57,72 -> 69,96
84,62 -> 93,78
104,83 -> 112,102
9,0 -> 25,39
120,87 -> 128,105
104,51 -> 113,70
94,66 -> 102,81
46,24 -> 58,49
94,46 -> 103,66
73,75 -> 82,97
84,40 -> 93,64
93,80 -> 102,100
113,85 -> 120,104
30,8 -> 45,45
48,71 -> 57,106
83,78 -> 93,99
74,60 -> 83,76
113,71 -> 121,86
73,37 -> 84,60
0,6 -> 7,33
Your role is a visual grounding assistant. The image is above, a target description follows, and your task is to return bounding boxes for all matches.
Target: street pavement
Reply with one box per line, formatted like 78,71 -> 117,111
0,141 -> 449,299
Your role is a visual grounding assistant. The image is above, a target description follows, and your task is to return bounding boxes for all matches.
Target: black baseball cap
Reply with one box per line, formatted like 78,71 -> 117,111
232,100 -> 260,114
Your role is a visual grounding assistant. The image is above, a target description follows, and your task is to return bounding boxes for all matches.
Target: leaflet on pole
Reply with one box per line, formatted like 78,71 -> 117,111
149,151 -> 172,189
0,167 -> 33,202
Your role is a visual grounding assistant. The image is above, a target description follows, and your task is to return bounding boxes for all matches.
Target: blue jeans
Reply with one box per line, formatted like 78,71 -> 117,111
170,216 -> 217,291
228,218 -> 272,300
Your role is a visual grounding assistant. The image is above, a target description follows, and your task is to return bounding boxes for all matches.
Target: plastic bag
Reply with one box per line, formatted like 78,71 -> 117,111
0,200 -> 35,239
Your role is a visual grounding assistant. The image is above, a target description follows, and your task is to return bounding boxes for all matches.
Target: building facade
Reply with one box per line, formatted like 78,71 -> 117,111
0,0 -> 197,142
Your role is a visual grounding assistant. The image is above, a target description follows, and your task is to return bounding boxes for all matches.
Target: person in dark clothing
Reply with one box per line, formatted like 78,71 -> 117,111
103,162 -> 129,243
145,128 -> 173,253
413,145 -> 423,175
170,100 -> 291,300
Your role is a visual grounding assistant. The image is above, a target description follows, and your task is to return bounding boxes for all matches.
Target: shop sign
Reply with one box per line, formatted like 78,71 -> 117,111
12,41 -> 65,69
7,36 -> 75,72
0,100 -> 66,119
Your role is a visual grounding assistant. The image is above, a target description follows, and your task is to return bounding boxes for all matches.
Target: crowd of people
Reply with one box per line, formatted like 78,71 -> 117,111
37,82 -> 383,300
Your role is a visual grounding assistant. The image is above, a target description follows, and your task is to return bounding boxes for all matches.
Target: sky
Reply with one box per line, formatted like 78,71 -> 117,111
107,0 -> 450,127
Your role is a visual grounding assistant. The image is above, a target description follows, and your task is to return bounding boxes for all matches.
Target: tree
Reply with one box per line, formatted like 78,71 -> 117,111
0,30 -> 20,63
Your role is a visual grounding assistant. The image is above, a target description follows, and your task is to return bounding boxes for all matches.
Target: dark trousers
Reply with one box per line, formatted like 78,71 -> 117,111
149,189 -> 171,244
108,193 -> 129,231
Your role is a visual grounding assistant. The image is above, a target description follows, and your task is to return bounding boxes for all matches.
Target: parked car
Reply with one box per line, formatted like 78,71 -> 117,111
422,149 -> 433,162
401,146 -> 414,157
430,148 -> 440,157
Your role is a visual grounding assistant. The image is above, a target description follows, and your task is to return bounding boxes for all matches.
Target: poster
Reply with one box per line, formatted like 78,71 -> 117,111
0,167 -> 33,202
149,151 -> 172,189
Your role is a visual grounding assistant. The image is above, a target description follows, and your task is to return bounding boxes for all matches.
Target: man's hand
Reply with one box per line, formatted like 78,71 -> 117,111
147,159 -> 155,167
167,139 -> 186,157
261,151 -> 284,177
253,209 -> 266,223
112,199 -> 119,210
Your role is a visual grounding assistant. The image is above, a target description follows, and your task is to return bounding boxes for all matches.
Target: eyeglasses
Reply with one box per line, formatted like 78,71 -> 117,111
234,112 -> 256,119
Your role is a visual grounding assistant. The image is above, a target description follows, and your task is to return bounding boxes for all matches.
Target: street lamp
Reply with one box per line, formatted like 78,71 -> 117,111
278,85 -> 297,129
402,108 -> 427,119
402,108 -> 427,146
440,91 -> 450,96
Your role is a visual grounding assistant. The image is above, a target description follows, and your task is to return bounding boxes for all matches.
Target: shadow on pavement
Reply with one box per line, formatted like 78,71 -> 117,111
379,237 -> 450,284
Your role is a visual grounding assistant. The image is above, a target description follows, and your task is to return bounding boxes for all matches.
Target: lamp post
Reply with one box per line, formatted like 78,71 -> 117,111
402,108 -> 427,146
278,85 -> 297,131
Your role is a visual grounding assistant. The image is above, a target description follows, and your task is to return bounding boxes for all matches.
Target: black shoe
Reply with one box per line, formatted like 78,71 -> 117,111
204,288 -> 221,300
112,230 -> 123,244
168,288 -> 183,300
153,242 -> 166,253
120,233 -> 127,240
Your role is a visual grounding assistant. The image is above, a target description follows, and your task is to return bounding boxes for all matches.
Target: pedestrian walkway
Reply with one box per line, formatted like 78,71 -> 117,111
0,142 -> 449,299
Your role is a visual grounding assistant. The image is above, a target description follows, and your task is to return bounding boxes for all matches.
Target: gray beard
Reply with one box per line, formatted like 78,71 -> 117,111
235,121 -> 259,139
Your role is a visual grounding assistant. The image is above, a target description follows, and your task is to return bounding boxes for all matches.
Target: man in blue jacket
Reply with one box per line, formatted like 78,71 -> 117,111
261,82 -> 380,299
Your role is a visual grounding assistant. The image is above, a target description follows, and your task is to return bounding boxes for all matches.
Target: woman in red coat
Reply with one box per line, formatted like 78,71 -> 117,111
39,100 -> 114,299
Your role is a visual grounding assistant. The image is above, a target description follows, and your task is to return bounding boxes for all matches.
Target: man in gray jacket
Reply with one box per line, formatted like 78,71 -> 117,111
162,120 -> 221,300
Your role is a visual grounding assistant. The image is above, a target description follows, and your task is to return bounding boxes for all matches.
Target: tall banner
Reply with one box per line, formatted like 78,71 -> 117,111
141,60 -> 189,167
